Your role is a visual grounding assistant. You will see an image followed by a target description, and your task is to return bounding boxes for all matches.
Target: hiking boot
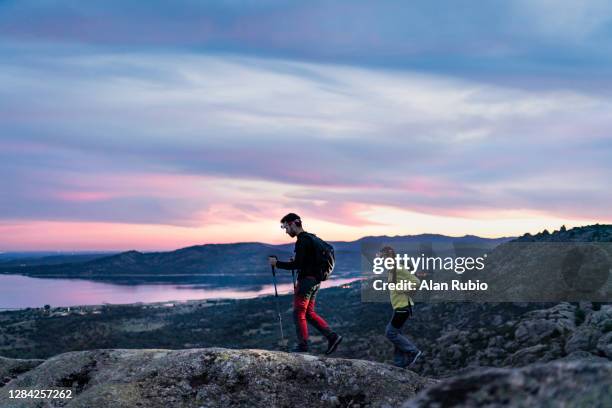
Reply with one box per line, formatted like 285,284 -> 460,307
394,350 -> 422,368
325,333 -> 343,355
291,344 -> 309,353
406,350 -> 422,367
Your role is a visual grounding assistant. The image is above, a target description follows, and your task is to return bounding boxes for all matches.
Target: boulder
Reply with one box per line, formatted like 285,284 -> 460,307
0,348 -> 436,408
598,332 -> 612,358
512,303 -> 575,347
587,305 -> 612,332
403,361 -> 612,407
565,326 -> 602,354
559,350 -> 609,363
507,344 -> 548,366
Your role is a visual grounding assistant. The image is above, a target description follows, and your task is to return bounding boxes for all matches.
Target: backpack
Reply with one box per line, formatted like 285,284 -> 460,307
305,233 -> 335,281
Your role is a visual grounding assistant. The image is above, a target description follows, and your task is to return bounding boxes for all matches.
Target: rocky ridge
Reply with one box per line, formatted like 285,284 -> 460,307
0,348 -> 434,408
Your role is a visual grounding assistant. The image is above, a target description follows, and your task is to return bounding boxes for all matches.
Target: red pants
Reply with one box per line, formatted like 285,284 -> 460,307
293,277 -> 332,346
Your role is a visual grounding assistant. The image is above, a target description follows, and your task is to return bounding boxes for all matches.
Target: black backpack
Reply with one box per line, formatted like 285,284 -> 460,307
305,233 -> 335,281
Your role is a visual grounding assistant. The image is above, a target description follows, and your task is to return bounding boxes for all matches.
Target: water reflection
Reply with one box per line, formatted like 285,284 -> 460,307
0,274 -> 360,309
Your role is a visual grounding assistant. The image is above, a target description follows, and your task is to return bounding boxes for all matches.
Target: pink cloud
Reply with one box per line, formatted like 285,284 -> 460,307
54,191 -> 117,202
296,201 -> 383,227
398,176 -> 468,198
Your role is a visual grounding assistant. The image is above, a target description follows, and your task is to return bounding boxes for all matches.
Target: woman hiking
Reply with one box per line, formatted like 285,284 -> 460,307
380,245 -> 422,368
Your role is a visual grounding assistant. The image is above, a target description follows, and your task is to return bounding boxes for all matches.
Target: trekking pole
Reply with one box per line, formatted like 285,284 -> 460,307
269,256 -> 285,345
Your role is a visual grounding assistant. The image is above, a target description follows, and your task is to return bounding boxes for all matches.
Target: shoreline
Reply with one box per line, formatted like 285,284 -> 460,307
0,277 -> 362,312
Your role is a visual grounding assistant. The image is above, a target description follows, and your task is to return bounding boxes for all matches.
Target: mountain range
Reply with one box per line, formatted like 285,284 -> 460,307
0,234 -> 512,284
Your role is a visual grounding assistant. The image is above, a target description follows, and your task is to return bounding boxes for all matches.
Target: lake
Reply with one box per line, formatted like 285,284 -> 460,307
0,274 -> 360,309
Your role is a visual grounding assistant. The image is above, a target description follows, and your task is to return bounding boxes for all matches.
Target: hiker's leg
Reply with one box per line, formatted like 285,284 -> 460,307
305,293 -> 332,338
385,306 -> 419,355
392,345 -> 405,366
293,281 -> 311,348
303,280 -> 342,355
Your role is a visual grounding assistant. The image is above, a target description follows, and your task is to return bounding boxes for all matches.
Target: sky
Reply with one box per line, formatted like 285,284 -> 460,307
1,0 -> 612,251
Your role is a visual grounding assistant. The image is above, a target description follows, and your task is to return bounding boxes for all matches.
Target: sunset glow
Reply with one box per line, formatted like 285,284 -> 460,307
1,1 -> 611,251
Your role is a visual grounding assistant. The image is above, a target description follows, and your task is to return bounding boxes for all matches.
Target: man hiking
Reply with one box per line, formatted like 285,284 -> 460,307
380,245 -> 422,368
268,213 -> 343,354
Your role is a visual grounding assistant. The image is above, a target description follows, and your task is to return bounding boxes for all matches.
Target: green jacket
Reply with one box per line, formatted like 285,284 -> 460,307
388,266 -> 420,309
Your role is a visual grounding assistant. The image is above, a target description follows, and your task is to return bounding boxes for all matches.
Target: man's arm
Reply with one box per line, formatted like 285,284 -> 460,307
276,235 -> 308,270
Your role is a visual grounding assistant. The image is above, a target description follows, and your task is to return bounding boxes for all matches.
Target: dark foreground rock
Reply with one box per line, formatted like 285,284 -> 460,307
0,348 -> 434,408
0,357 -> 44,387
403,360 -> 612,408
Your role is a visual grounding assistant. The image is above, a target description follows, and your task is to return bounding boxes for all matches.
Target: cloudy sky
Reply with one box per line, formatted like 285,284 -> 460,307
1,0 -> 611,250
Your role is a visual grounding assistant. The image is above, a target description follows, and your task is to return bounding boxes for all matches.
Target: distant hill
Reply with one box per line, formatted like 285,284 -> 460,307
0,253 -> 114,267
474,224 -> 612,302
357,233 -> 512,245
514,224 -> 612,242
0,243 -> 293,282
0,234 -> 512,283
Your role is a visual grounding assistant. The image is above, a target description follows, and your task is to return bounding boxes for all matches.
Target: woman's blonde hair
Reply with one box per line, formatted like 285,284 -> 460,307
380,246 -> 397,283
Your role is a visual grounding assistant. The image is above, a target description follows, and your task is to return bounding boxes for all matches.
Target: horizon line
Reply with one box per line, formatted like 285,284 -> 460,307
0,231 -> 520,254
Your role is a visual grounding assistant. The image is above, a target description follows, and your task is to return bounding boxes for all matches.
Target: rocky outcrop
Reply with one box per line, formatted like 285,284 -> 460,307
404,360 -> 612,407
414,303 -> 612,376
3,349 -> 610,408
0,348 -> 435,408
